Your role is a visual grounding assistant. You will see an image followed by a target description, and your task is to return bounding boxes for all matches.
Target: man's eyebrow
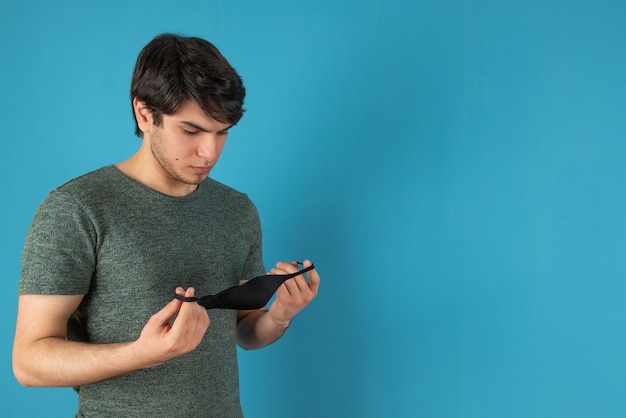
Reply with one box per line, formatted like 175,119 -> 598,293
180,120 -> 233,132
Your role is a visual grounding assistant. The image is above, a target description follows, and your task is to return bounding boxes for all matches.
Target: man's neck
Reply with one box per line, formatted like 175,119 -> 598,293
116,154 -> 198,197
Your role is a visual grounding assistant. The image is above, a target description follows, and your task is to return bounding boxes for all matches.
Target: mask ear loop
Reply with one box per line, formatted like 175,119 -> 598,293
175,263 -> 315,309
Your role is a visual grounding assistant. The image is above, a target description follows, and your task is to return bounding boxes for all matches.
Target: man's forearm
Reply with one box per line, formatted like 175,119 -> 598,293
13,337 -> 149,387
236,309 -> 290,350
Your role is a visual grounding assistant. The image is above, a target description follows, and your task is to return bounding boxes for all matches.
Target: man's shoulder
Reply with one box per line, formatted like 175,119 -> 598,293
202,177 -> 250,201
48,165 -> 122,205
57,165 -> 117,188
53,165 -> 113,188
200,178 -> 259,216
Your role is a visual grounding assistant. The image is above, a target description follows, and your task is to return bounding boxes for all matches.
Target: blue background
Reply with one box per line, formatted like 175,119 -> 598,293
1,1 -> 625,417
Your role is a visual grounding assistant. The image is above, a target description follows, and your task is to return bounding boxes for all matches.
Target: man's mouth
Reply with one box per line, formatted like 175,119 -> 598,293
191,166 -> 213,174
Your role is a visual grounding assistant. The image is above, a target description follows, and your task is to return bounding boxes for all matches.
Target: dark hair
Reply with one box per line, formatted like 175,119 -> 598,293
130,33 -> 246,137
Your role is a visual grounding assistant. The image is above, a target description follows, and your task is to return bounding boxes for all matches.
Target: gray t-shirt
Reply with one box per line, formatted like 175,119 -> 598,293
19,165 -> 265,417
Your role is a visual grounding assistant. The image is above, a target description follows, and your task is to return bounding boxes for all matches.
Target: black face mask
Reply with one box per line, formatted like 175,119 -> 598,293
174,263 -> 315,310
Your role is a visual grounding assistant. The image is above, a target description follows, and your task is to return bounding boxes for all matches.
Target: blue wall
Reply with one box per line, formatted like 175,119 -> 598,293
2,1 -> 625,417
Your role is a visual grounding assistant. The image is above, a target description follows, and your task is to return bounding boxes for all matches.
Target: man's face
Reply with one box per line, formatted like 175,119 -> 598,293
147,100 -> 231,194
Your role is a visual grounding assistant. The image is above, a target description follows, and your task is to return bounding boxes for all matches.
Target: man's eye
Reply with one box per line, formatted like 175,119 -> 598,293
183,129 -> 199,136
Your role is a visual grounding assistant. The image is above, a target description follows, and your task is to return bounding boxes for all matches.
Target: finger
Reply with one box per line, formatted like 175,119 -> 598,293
275,261 -> 299,274
305,265 -> 321,295
269,267 -> 288,276
282,275 -> 308,294
171,288 -> 209,338
151,296 -> 183,325
176,288 -> 202,321
271,260 -> 311,296
277,274 -> 310,299
284,260 -> 320,296
300,260 -> 320,293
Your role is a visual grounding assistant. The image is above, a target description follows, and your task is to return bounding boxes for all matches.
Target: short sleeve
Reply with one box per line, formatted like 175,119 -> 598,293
240,196 -> 265,280
19,189 -> 97,295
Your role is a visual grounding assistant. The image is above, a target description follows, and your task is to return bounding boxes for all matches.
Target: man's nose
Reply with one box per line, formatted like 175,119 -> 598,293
197,135 -> 221,160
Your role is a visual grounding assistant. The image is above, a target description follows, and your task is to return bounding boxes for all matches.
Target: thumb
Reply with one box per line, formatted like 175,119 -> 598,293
149,294 -> 184,325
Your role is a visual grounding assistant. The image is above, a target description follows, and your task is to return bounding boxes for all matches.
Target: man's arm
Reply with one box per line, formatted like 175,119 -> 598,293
13,287 -> 209,387
236,260 -> 320,350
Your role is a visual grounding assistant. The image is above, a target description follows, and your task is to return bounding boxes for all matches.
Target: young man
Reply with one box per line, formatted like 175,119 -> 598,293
13,33 -> 320,417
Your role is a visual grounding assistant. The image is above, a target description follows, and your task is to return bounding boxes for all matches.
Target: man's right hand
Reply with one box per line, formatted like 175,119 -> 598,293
133,287 -> 210,368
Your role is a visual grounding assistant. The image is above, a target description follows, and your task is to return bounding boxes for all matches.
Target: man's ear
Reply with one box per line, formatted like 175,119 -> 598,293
132,98 -> 153,134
